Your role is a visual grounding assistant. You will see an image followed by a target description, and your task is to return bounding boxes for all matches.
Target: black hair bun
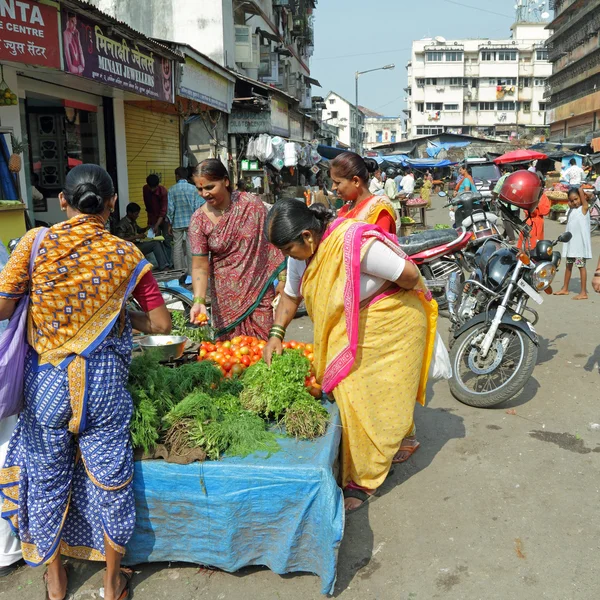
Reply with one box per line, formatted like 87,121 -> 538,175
308,202 -> 336,222
364,158 -> 379,175
74,183 -> 104,214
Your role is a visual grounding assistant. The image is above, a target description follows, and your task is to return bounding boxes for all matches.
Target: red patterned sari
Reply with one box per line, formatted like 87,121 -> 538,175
188,191 -> 285,340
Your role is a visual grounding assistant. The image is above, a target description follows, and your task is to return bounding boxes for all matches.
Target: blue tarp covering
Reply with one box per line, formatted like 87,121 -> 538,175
376,155 -> 455,169
125,403 -> 344,595
426,141 -> 471,158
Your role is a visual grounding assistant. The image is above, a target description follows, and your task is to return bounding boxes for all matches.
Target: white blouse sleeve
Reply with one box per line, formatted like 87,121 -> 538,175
361,241 -> 406,282
284,257 -> 306,298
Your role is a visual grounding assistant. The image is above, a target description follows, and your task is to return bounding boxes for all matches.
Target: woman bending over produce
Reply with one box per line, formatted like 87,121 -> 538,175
333,152 -> 397,234
332,151 -> 420,464
0,165 -> 171,600
189,159 -> 285,340
263,201 -> 437,512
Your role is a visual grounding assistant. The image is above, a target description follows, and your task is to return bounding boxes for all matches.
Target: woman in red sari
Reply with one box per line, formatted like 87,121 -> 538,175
188,159 -> 285,340
518,191 -> 551,251
333,153 -> 397,234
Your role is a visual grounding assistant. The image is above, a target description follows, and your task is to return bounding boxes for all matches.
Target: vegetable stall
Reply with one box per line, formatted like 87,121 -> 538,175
124,331 -> 344,595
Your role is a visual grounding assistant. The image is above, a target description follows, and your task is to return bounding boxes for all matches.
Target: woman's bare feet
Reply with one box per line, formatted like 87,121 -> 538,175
344,489 -> 377,512
573,293 -> 588,300
44,561 -> 68,600
554,289 -> 570,296
393,436 -> 420,463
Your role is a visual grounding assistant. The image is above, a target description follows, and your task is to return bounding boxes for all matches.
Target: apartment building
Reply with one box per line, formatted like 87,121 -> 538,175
546,0 -> 600,141
360,107 -> 404,151
322,92 -> 365,152
405,23 -> 552,140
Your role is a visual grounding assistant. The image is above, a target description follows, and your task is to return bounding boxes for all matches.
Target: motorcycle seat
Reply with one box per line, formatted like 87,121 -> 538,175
397,228 -> 459,256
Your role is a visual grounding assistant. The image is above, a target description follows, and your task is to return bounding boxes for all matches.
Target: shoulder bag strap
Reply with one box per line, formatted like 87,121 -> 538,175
28,227 -> 49,278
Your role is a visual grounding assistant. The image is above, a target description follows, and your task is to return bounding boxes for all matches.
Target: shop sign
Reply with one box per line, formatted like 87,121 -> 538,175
290,115 -> 302,140
179,58 -> 233,113
60,9 -> 174,102
229,109 -> 270,134
0,0 -> 61,68
270,97 -> 289,137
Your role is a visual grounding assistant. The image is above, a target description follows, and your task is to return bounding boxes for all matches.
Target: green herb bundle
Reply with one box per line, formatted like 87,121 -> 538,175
171,311 -> 214,343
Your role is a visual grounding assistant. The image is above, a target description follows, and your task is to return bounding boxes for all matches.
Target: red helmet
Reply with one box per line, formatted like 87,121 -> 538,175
498,170 -> 541,212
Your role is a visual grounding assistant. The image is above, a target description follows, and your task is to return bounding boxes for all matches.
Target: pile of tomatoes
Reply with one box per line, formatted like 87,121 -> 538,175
198,336 -> 266,378
197,336 -> 321,396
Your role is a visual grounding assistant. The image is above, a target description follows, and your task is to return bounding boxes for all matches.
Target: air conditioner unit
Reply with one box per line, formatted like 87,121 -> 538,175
235,25 -> 253,63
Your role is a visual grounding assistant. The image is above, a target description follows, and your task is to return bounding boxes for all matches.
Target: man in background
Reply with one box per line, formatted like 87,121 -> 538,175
168,167 -> 204,275
143,174 -> 172,267
115,203 -> 169,270
563,158 -> 586,186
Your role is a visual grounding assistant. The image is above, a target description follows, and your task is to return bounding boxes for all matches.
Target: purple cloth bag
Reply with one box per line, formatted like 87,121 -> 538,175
0,228 -> 48,420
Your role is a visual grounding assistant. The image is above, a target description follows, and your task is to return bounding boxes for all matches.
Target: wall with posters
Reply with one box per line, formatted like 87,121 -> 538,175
0,0 -> 61,68
60,9 -> 175,102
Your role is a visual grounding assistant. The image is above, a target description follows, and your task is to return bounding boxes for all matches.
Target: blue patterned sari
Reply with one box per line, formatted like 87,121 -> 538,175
0,215 -> 151,565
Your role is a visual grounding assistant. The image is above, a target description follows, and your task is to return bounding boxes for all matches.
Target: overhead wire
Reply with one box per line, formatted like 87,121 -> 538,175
438,0 -> 513,19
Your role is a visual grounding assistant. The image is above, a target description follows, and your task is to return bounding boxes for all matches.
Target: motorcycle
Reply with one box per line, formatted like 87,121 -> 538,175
397,227 -> 473,310
441,190 -> 502,271
445,227 -> 571,408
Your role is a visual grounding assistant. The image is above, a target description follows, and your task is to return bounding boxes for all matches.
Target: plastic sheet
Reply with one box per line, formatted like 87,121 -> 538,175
125,403 -> 344,595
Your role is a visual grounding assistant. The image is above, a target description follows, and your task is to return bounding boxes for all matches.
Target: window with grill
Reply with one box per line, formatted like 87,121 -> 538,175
523,102 -> 531,113
425,78 -> 438,86
426,52 -> 444,62
426,102 -> 443,111
416,78 -> 425,88
497,78 -> 517,86
521,78 -> 532,88
449,77 -> 463,87
416,126 -> 444,135
498,51 -> 517,61
445,52 -> 463,62
538,102 -> 547,111
497,101 -> 516,111
330,111 -> 338,118
391,130 -> 397,143
536,49 -> 548,61
479,102 -> 495,111
444,104 -> 459,111
481,51 -> 496,61
416,102 -> 424,112
534,78 -> 546,87
376,130 -> 383,143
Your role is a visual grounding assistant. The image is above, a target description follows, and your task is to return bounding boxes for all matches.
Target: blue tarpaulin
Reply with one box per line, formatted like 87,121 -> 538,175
125,403 -> 344,595
426,141 -> 471,158
376,155 -> 455,169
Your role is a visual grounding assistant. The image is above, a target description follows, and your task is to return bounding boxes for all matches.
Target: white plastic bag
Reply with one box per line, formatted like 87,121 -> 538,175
429,332 -> 452,380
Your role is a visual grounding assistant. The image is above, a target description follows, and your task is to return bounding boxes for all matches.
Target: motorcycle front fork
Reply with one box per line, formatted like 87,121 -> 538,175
479,261 -> 524,358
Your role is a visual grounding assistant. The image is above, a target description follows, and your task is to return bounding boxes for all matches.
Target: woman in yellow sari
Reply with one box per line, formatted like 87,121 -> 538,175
263,201 -> 437,512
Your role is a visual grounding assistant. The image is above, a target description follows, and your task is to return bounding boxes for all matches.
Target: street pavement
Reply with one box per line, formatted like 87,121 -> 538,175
4,197 -> 600,599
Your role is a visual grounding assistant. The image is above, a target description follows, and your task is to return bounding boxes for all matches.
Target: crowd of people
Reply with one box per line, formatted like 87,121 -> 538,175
1,149 -> 599,596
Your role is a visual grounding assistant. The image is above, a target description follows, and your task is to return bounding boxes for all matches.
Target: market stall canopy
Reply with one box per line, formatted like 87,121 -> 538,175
426,141 -> 471,158
375,155 -> 456,169
494,149 -> 548,164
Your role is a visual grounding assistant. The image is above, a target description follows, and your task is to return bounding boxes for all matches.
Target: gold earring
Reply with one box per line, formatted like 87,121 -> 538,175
110,207 -> 115,213
61,206 -> 66,211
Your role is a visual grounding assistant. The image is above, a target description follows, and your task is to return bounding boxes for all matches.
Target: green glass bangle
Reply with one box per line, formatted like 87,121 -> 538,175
193,297 -> 206,305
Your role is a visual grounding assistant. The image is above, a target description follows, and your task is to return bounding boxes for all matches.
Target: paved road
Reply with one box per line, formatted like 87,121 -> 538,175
4,199 -> 600,599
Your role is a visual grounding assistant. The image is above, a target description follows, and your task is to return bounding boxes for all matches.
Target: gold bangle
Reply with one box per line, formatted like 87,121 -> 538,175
271,325 -> 286,334
269,331 -> 284,341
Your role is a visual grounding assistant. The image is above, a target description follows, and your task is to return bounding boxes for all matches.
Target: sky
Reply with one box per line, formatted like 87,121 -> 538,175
310,0 -> 552,116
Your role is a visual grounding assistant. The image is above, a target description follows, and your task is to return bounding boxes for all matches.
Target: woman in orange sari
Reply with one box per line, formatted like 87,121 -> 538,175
518,190 -> 551,251
333,153 -> 397,234
264,202 -> 437,512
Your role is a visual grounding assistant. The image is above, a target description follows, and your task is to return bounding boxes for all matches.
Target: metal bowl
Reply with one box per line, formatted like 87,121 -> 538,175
138,335 -> 188,361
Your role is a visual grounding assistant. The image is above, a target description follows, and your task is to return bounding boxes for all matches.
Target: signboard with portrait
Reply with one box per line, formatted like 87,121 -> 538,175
0,0 -> 61,68
60,9 -> 174,102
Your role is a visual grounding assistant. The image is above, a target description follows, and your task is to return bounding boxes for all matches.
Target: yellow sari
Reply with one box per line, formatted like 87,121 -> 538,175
302,218 -> 437,489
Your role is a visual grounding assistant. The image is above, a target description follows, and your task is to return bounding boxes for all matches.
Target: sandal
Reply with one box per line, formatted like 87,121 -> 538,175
43,563 -> 71,600
116,568 -> 134,600
392,441 -> 420,464
343,488 -> 378,514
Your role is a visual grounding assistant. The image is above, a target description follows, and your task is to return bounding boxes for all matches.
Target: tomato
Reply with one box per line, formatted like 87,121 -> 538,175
257,341 -> 267,349
307,353 -> 314,362
289,341 -> 298,349
231,336 -> 242,345
306,343 -> 314,352
251,356 -> 261,365
241,355 -> 251,367
239,346 -> 250,356
206,344 -> 216,353
199,348 -> 207,358
310,376 -> 317,385
213,352 -> 224,362
296,343 -> 305,350
230,344 -> 239,352
220,367 -> 227,376
282,342 -> 291,350
221,341 -> 231,349
221,360 -> 232,372
231,364 -> 245,377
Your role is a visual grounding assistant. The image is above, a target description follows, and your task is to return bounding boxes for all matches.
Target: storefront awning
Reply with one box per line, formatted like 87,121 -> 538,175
304,76 -> 322,88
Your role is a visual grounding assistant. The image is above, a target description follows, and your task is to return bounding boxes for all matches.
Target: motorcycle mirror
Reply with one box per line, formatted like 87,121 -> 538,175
557,232 -> 572,244
438,191 -> 447,197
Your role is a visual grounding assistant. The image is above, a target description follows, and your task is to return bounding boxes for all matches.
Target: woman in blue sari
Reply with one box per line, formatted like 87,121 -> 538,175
454,165 -> 477,196
0,165 -> 171,600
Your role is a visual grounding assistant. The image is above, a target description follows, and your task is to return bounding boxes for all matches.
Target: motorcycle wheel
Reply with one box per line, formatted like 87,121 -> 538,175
448,323 -> 537,408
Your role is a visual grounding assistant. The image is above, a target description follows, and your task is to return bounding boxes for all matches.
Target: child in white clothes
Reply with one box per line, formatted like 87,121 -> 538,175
555,187 -> 592,300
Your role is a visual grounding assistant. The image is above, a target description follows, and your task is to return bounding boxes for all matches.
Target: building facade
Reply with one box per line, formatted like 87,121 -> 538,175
546,0 -> 600,141
405,23 -> 551,141
321,92 -> 364,152
360,108 -> 404,151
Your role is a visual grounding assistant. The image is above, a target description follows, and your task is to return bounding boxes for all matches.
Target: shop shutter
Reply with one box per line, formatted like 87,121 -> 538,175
124,103 -> 180,227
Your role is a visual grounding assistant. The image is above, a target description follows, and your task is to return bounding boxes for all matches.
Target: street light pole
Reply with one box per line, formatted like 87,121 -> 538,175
354,64 -> 395,155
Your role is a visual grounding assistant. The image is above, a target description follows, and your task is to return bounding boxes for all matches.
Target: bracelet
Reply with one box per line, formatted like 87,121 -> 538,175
193,297 -> 206,305
594,272 -> 600,277
269,330 -> 285,341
